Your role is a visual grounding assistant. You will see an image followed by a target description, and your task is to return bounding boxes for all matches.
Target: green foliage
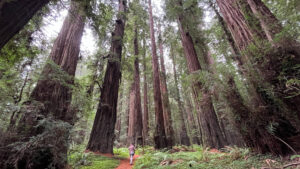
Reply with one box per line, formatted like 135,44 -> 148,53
134,146 -> 285,169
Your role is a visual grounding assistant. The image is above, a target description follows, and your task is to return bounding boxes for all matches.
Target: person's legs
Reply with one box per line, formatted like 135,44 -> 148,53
130,154 -> 133,165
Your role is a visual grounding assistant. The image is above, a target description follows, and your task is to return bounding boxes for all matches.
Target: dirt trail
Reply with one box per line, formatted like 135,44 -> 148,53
115,155 -> 140,169
85,150 -> 140,169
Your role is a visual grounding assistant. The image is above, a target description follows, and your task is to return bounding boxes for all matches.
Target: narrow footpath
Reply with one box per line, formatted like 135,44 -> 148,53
115,155 -> 140,169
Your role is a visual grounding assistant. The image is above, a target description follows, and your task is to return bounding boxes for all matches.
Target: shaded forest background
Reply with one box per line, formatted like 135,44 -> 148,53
0,0 -> 299,168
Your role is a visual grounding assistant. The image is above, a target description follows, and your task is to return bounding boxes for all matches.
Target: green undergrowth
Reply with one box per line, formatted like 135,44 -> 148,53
68,145 -> 131,169
133,145 -> 289,169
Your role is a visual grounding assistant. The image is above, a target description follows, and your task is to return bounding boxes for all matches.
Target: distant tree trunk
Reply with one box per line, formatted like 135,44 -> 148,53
127,27 -> 143,146
142,37 -> 149,145
147,0 -> 168,149
128,84 -> 136,144
158,28 -> 175,147
1,2 -> 85,168
170,45 -> 190,146
0,0 -> 49,50
216,0 -> 299,155
177,1 -> 226,149
205,51 -> 245,147
87,0 -> 127,154
184,93 -> 201,145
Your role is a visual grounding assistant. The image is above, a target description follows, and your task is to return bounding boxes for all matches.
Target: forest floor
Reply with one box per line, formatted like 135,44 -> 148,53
115,154 -> 140,169
68,145 -> 300,169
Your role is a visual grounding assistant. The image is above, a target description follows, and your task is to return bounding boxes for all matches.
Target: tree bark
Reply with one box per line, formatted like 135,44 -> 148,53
245,0 -> 300,118
128,27 -> 143,146
216,0 -> 299,155
0,0 -> 49,50
142,36 -> 149,145
158,28 -> 175,147
1,2 -> 85,168
147,0 -> 168,149
176,1 -> 226,149
87,0 -> 127,154
184,93 -> 201,145
170,45 -> 190,146
29,2 -> 85,123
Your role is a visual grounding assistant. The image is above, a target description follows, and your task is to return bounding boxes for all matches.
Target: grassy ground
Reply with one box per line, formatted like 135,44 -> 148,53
68,145 -> 129,169
134,146 -> 300,169
67,145 -> 300,169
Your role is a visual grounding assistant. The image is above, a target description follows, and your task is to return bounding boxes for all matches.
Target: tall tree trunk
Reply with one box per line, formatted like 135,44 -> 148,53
87,0 -> 127,154
0,0 -> 49,50
205,51 -> 245,147
127,27 -> 143,146
216,0 -> 299,155
142,37 -> 149,145
29,2 -> 85,123
184,93 -> 201,145
128,84 -> 136,144
147,0 -> 168,149
176,1 -> 226,149
1,2 -> 85,168
158,28 -> 175,147
170,45 -> 190,146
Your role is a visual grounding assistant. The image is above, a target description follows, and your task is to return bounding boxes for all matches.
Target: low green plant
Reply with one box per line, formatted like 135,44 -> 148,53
133,145 -> 285,169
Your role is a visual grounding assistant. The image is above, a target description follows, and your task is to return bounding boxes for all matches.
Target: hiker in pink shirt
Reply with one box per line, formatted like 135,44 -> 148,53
128,144 -> 135,165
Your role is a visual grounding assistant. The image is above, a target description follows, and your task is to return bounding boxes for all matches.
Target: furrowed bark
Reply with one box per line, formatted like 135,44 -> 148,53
1,2 -> 85,168
216,0 -> 299,155
148,0 -> 168,149
158,28 -> 175,147
142,37 -> 149,145
87,0 -> 127,154
176,1 -> 226,148
128,27 -> 143,146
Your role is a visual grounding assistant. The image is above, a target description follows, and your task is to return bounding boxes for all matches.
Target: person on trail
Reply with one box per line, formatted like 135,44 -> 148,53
128,144 -> 135,165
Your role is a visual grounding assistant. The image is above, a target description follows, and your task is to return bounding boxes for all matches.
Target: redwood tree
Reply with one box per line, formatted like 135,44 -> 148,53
175,0 -> 226,149
158,27 -> 175,147
0,0 -> 50,49
1,1 -> 86,168
127,27 -> 143,146
148,0 -> 168,149
87,0 -> 127,154
216,0 -> 299,155
142,37 -> 149,144
169,43 -> 190,146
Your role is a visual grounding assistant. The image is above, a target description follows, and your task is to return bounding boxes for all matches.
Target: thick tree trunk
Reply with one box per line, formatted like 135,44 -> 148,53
177,4 -> 226,148
128,28 -> 143,146
87,0 -> 127,154
0,0 -> 49,50
246,0 -> 300,118
170,45 -> 190,146
158,29 -> 175,147
148,0 -> 168,149
0,2 -> 85,168
29,2 -> 85,123
142,38 -> 149,145
216,0 -> 299,155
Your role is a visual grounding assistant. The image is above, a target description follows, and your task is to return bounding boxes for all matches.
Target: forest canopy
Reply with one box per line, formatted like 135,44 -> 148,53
0,0 -> 299,168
